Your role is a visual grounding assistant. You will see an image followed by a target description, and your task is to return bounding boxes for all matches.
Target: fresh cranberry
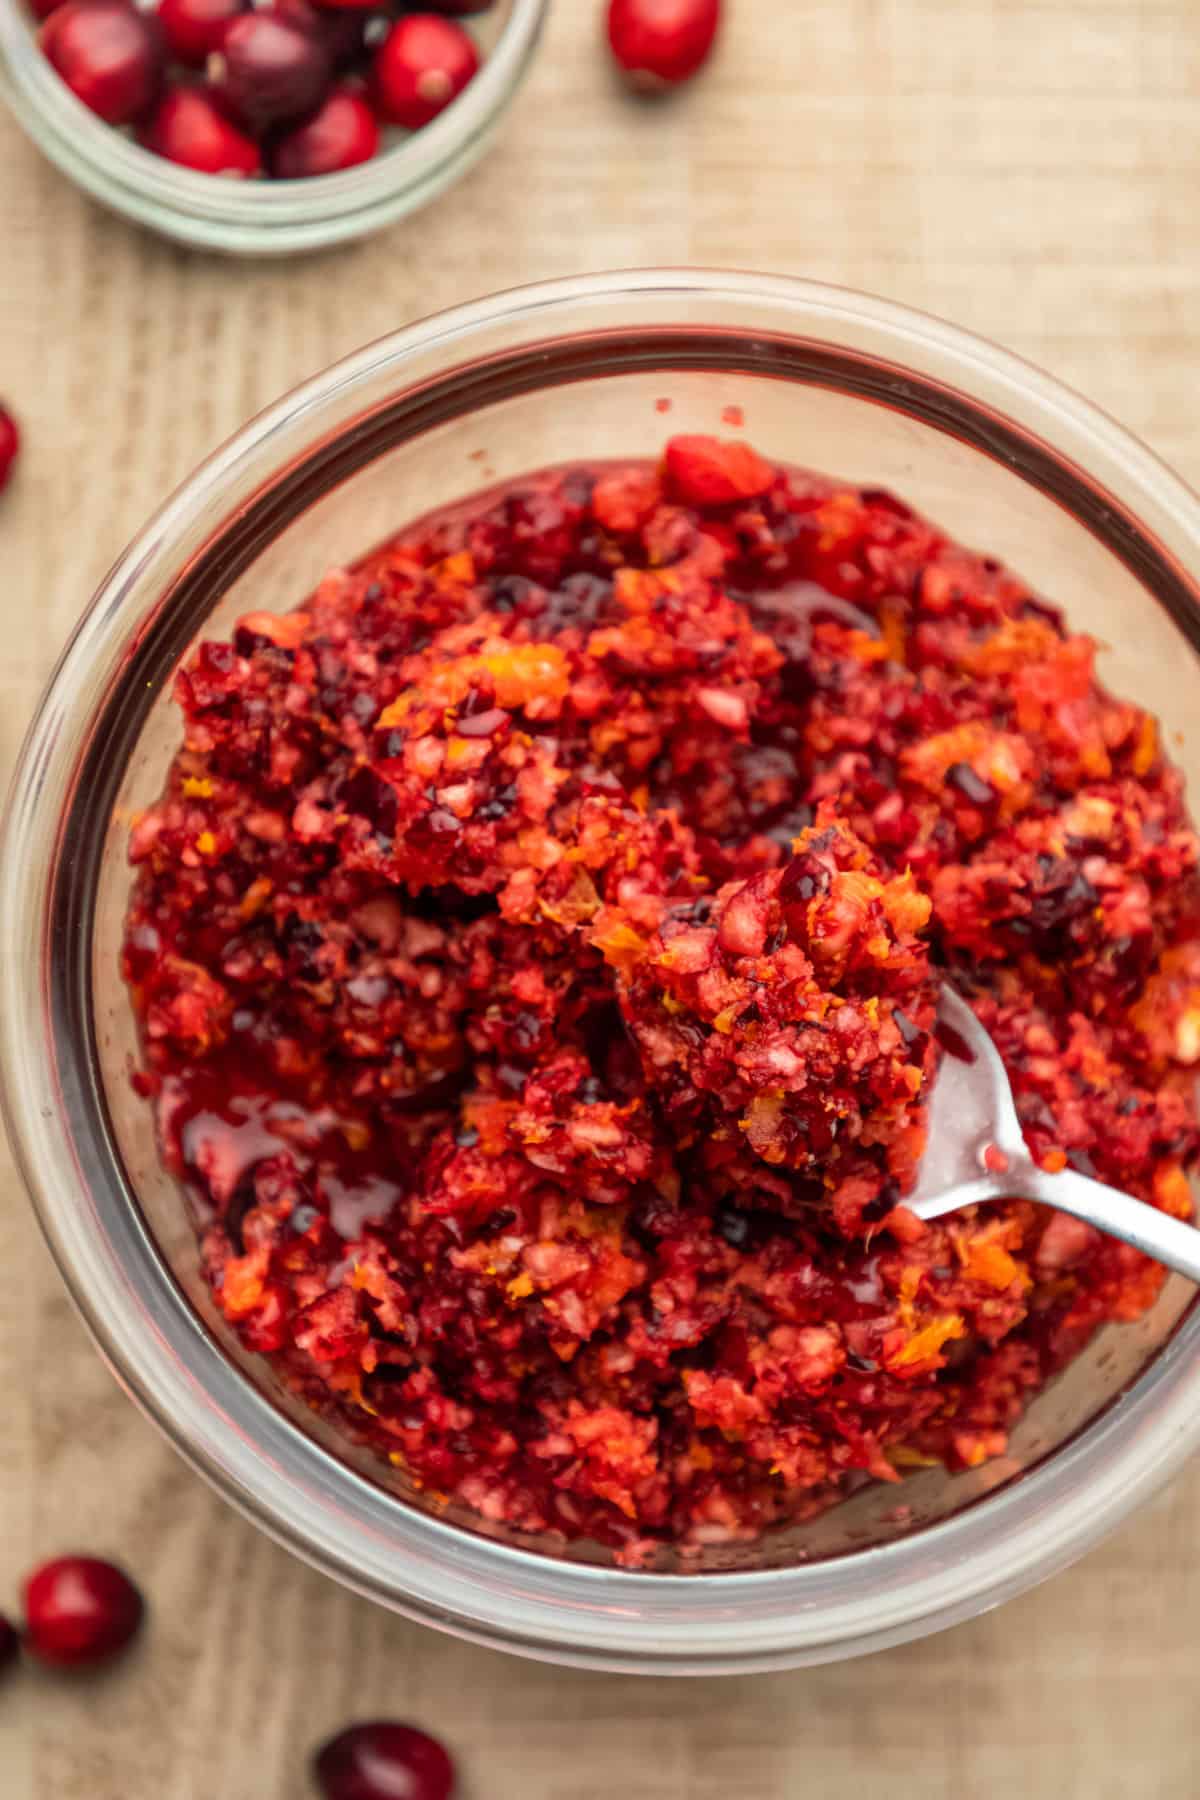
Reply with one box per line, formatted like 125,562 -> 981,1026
41,0 -> 165,124
209,10 -> 331,131
313,1724 -> 456,1800
27,0 -> 68,19
141,84 -> 262,174
372,14 -> 477,130
157,0 -> 245,65
0,1614 -> 18,1673
607,0 -> 721,91
266,0 -> 379,73
268,85 -> 377,176
23,1557 -> 144,1669
0,406 -> 19,494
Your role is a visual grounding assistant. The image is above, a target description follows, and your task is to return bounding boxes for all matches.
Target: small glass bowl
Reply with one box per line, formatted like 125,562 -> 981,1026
5,269 -> 1200,1673
0,0 -> 546,254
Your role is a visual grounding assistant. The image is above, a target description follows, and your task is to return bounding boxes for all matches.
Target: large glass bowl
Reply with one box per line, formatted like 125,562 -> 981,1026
5,269 -> 1200,1674
0,0 -> 546,254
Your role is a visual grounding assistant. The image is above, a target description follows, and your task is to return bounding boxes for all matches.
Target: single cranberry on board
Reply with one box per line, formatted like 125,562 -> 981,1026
209,9 -> 331,130
268,85 -> 378,176
607,0 -> 721,91
0,1613 -> 18,1674
314,1723 -> 456,1800
157,0 -> 245,64
141,84 -> 262,175
372,13 -> 478,129
23,1556 -> 144,1668
40,0 -> 165,124
0,406 -> 19,494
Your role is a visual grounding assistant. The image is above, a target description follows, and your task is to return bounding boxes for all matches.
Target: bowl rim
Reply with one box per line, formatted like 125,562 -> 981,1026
6,266 -> 1200,1673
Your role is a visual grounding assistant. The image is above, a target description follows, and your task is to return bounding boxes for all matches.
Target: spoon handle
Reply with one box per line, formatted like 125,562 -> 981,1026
911,1167 -> 1200,1282
1015,1166 -> 1200,1285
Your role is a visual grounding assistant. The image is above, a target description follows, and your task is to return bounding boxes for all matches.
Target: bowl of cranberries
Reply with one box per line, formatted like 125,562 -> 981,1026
6,269 -> 1200,1673
0,0 -> 545,250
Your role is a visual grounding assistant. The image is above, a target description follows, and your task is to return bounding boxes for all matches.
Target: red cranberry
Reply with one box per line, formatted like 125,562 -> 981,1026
209,10 -> 331,131
141,84 -> 262,173
0,406 -> 19,494
23,1557 -> 144,1669
265,0 -> 379,73
157,0 -> 245,65
607,0 -> 720,91
0,1613 -> 18,1673
372,14 -> 477,130
28,0 -> 68,19
268,85 -> 377,176
41,0 -> 165,124
314,1723 -> 456,1800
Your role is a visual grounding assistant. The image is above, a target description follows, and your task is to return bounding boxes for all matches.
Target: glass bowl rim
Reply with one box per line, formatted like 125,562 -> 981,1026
6,266 -> 1200,1673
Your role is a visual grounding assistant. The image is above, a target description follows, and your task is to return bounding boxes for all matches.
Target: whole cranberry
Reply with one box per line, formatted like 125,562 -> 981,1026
23,1557 -> 144,1669
209,10 -> 331,131
607,0 -> 721,91
0,406 -> 19,494
269,85 -> 377,176
141,84 -> 262,173
41,0 -> 165,124
372,13 -> 476,130
0,1613 -> 18,1673
27,0 -> 67,20
265,0 -> 380,73
313,1723 -> 456,1800
157,0 -> 246,66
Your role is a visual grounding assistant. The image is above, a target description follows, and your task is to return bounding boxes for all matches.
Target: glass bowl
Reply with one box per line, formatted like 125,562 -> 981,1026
0,0 -> 546,254
5,268 -> 1200,1674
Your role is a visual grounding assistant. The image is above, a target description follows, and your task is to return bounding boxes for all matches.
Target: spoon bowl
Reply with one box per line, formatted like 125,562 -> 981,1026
910,987 -> 1200,1284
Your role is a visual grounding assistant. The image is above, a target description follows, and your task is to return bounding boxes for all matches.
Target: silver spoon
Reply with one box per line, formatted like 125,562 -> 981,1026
908,986 -> 1200,1282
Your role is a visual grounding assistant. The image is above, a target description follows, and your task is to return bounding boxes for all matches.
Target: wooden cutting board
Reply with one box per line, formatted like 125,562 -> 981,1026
2,2 -> 1199,1793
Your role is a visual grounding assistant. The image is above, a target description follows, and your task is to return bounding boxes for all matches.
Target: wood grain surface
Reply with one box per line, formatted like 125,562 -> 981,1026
3,2 -> 1200,1794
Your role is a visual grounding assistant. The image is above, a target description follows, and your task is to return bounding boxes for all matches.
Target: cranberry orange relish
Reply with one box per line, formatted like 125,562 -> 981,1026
123,433 -> 1200,1561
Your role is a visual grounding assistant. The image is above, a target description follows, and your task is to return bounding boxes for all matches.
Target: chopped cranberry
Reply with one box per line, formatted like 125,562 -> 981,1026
945,761 -> 996,807
268,84 -> 378,176
157,0 -> 245,64
0,1613 -> 18,1674
314,1723 -> 456,1800
141,84 -> 262,174
372,13 -> 478,130
0,406 -> 19,494
607,0 -> 721,91
209,9 -> 331,130
23,1557 -> 144,1669
41,0 -> 165,125
663,433 -> 773,506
